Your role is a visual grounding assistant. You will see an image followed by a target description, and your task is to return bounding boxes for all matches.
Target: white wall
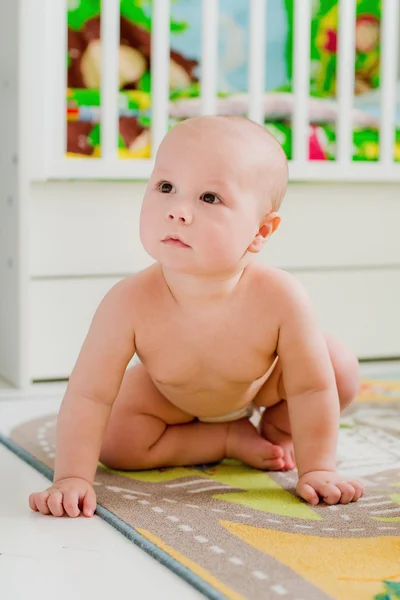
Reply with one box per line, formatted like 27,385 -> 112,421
0,0 -> 27,385
25,180 -> 400,382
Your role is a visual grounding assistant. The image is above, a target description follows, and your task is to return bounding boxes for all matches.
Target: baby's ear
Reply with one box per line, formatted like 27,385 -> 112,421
247,213 -> 281,254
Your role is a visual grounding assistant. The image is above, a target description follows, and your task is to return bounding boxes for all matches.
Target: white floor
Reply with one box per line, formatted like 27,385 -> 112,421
1,362 -> 399,600
0,383 -> 202,600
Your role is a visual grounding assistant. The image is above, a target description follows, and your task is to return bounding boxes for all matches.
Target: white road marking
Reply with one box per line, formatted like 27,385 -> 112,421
235,513 -> 252,518
252,571 -> 269,580
162,498 -> 177,503
341,514 -> 351,520
211,508 -> 225,513
360,500 -> 392,508
321,528 -> 336,531
371,507 -> 400,515
349,528 -> 365,532
378,526 -> 397,530
178,524 -> 193,532
229,557 -> 244,566
106,485 -> 150,496
138,500 -> 150,505
267,519 -> 282,524
294,525 -> 313,529
359,495 -> 386,501
328,506 -> 339,511
166,479 -> 212,488
166,516 -> 180,522
188,485 -> 230,494
185,504 -> 201,509
210,546 -> 225,554
122,494 -> 138,500
194,536 -> 209,543
151,507 -> 164,513
271,584 -> 289,595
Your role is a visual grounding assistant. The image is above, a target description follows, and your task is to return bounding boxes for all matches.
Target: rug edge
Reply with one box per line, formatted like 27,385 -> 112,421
0,432 -> 227,600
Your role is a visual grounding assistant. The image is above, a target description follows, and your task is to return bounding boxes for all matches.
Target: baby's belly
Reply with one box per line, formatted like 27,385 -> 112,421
151,368 -> 274,419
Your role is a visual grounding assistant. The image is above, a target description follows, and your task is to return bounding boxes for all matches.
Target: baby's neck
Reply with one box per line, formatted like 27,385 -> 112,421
159,264 -> 248,310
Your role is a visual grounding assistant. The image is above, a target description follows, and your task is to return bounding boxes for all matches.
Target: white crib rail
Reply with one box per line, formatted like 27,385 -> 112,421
151,0 -> 171,156
100,0 -> 120,162
292,0 -> 311,163
336,0 -> 356,166
39,0 -> 400,182
248,0 -> 267,124
380,0 -> 399,165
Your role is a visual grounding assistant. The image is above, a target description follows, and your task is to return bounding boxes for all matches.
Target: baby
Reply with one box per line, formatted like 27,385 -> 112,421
30,116 -> 364,518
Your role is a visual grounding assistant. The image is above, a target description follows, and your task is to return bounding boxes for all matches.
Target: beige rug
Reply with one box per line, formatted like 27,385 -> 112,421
1,378 -> 400,600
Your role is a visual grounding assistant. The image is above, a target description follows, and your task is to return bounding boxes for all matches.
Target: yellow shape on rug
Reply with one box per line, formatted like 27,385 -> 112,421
221,521 -> 400,600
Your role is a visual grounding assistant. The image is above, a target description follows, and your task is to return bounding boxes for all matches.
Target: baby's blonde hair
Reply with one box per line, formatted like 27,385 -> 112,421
177,115 -> 289,213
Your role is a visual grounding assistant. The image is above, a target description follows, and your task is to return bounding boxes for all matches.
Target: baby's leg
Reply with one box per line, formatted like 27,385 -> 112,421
256,333 -> 360,470
100,363 -> 285,471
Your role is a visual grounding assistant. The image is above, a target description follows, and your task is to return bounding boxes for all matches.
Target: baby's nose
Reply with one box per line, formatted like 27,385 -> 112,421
166,207 -> 193,224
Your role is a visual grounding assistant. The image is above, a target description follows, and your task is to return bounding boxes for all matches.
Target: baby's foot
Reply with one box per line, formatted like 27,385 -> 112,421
226,418 -> 285,471
262,423 -> 296,471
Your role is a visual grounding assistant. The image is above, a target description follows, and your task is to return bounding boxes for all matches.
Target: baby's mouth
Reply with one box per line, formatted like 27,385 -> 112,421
162,236 -> 191,248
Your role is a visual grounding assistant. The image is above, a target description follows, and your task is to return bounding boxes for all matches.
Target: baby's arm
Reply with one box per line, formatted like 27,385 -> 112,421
276,275 -> 364,505
29,278 -> 137,517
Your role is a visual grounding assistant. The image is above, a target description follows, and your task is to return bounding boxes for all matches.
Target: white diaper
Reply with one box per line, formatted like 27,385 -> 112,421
197,356 -> 279,424
198,403 -> 255,423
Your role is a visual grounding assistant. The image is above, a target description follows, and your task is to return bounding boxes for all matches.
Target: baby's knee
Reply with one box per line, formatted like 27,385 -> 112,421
324,333 -> 360,409
333,346 -> 360,409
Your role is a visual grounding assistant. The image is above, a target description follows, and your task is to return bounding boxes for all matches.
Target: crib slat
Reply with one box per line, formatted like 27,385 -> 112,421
100,0 -> 120,161
292,0 -> 311,163
151,0 -> 171,155
46,0 -> 67,163
380,0 -> 399,165
201,0 -> 219,115
337,0 -> 356,164
248,0 -> 267,124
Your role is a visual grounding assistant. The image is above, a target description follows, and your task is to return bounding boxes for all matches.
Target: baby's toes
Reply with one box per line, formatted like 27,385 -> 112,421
262,456 -> 285,471
282,448 -> 296,471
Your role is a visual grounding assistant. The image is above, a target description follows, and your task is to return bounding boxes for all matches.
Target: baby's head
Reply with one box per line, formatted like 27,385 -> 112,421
140,115 -> 288,277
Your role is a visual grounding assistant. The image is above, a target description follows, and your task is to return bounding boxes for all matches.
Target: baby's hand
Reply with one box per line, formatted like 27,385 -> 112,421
296,471 -> 364,506
29,477 -> 97,518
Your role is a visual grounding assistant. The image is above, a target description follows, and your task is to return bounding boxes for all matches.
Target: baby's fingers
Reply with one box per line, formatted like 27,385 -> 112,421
348,480 -> 364,502
29,493 -> 39,512
63,490 -> 81,518
82,487 -> 97,518
318,482 -> 342,505
335,482 -> 356,504
297,482 -> 319,506
30,492 -> 51,515
47,490 -> 65,517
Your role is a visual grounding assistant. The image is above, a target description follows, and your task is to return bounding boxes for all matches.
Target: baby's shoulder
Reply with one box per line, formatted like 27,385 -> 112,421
250,264 -> 305,299
100,265 -> 157,316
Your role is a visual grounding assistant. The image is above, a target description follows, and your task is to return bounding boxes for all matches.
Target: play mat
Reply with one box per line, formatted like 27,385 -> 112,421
1,378 -> 400,599
65,0 -> 400,162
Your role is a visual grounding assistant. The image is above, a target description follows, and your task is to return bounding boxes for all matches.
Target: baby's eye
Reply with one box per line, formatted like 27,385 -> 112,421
158,181 -> 175,193
201,192 -> 221,204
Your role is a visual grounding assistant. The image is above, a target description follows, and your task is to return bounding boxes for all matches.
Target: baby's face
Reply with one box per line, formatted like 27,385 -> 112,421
140,120 -> 271,277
